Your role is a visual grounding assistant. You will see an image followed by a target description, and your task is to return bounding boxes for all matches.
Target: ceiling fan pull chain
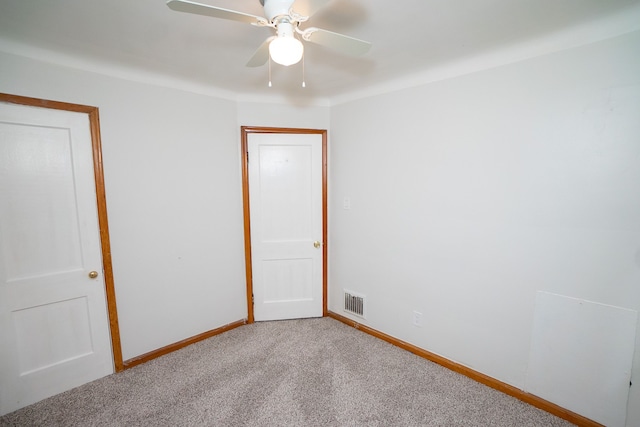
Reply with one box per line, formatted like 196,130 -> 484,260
268,55 -> 273,87
302,51 -> 306,88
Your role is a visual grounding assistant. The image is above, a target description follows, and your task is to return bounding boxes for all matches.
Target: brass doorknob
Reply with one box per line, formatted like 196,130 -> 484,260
314,241 -> 321,249
88,271 -> 99,279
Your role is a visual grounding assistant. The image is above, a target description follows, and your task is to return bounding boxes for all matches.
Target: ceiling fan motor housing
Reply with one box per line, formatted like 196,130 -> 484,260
260,0 -> 296,22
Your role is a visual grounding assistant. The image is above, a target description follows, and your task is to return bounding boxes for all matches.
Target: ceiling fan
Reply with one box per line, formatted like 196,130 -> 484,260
166,0 -> 372,67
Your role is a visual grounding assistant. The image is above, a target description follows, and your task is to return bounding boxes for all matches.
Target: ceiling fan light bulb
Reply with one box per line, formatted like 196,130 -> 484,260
269,37 -> 303,66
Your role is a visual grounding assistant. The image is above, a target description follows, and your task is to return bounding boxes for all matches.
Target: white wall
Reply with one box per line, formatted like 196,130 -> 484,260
0,52 -> 247,360
237,99 -> 329,130
329,30 -> 640,426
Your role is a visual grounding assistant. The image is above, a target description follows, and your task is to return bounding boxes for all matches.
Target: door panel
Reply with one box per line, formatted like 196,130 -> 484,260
247,132 -> 324,321
0,102 -> 114,415
13,296 -> 93,375
0,123 -> 83,279
258,144 -> 315,240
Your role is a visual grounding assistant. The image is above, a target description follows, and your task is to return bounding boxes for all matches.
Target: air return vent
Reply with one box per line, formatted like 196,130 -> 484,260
344,290 -> 365,318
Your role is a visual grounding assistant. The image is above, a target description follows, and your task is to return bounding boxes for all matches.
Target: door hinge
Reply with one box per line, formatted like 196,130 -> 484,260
246,151 -> 249,163
252,293 -> 254,305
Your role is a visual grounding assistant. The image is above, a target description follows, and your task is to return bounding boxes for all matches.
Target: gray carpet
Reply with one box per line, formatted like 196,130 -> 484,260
1,317 -> 573,426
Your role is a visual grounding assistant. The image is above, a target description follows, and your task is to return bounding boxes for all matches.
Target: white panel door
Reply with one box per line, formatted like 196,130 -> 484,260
248,132 -> 323,321
0,102 -> 113,415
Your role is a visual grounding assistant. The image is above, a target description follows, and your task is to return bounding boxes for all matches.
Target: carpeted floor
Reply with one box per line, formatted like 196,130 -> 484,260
1,317 -> 573,426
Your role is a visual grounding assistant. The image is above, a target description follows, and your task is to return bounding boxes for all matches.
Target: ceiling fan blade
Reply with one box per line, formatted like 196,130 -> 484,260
167,0 -> 267,25
303,28 -> 371,56
246,36 -> 276,67
292,0 -> 332,18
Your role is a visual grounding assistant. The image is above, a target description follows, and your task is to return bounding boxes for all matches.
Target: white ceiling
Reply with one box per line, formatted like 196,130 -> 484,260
1,0 -> 640,103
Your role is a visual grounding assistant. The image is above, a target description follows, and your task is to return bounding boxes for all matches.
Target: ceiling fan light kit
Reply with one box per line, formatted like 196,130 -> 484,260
167,0 -> 371,80
269,37 -> 303,66
269,21 -> 304,66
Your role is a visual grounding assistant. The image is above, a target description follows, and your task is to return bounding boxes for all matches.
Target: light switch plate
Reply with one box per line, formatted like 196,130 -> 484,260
343,197 -> 351,210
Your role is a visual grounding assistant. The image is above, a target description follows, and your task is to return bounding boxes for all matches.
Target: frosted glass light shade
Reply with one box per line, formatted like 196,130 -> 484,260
269,37 -> 303,66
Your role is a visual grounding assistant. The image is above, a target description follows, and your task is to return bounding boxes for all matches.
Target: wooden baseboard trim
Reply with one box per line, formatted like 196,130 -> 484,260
122,318 -> 247,370
327,311 -> 602,427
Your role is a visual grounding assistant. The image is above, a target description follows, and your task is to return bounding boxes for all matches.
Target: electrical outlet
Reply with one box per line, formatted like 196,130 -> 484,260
413,310 -> 423,327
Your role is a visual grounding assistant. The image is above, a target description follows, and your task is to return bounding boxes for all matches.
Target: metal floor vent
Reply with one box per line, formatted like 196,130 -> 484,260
344,290 -> 365,318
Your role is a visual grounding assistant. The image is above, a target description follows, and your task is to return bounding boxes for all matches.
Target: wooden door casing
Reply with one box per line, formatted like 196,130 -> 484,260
241,126 -> 327,323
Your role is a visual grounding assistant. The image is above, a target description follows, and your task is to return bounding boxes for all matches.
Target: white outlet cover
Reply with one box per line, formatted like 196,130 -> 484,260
413,311 -> 423,327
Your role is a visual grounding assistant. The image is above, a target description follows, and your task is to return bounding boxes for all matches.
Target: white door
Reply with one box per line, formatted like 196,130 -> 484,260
247,132 -> 324,321
0,102 -> 114,415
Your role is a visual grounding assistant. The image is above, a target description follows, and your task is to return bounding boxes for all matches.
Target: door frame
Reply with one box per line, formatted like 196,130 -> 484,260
0,93 -> 124,372
241,126 -> 327,323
